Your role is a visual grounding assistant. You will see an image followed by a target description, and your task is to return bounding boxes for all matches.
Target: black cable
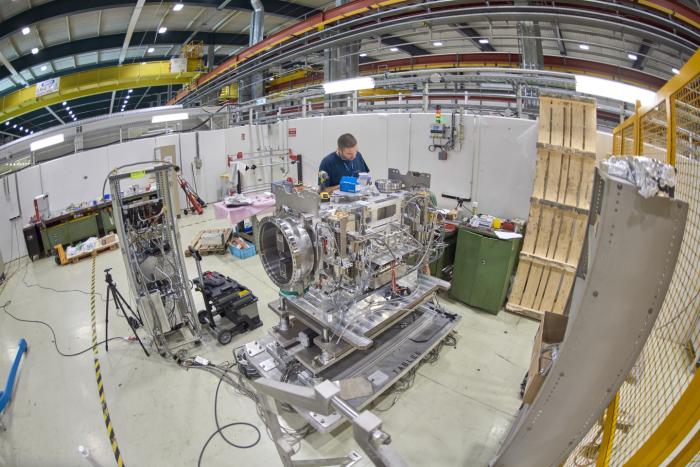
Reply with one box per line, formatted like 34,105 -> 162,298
214,363 -> 244,448
197,422 -> 261,467
1,300 -> 129,357
21,265 -> 106,301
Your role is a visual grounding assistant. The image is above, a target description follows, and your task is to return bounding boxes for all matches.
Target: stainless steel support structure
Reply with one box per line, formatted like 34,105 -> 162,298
491,169 -> 688,466
109,163 -> 201,357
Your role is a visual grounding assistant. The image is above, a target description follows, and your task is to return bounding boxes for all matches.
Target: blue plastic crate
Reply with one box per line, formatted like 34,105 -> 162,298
230,242 -> 256,259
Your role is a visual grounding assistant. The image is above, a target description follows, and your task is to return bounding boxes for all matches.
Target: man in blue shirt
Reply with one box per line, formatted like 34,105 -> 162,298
319,133 -> 370,191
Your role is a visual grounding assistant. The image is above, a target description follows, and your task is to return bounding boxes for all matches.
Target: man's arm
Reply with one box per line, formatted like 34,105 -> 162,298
359,153 -> 369,173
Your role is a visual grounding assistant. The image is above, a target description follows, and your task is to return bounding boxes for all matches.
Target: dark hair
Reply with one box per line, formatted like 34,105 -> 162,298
337,133 -> 357,149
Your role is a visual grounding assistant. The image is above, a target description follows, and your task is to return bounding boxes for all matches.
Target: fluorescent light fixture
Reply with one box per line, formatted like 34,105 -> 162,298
147,47 -> 155,53
30,131 -> 33,134
628,53 -> 638,60
575,75 -> 655,106
40,65 -> 47,71
4,122 -> 8,126
121,109 -> 124,112
128,89 -> 133,93
151,112 -> 189,123
389,47 -> 399,52
30,133 -> 64,151
579,44 -> 590,50
31,47 -> 38,54
66,106 -> 70,111
62,101 -> 67,106
19,126 -> 23,131
268,77 -> 274,81
478,38 -> 489,44
13,124 -> 17,128
433,41 -> 443,46
158,26 -> 167,34
22,27 -> 30,35
125,95 -> 130,99
173,3 -> 184,11
672,67 -> 680,74
323,76 -> 375,94
359,52 -> 368,57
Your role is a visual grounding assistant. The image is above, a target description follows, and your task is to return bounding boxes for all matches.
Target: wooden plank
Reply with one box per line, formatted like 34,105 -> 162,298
544,149 -> 562,202
584,101 -> 597,153
565,155 -> 583,207
505,303 -> 544,321
508,260 -> 531,306
540,267 -> 562,312
546,210 -> 563,258
532,266 -> 551,311
521,203 -> 541,255
571,101 -> 585,151
521,263 -> 545,309
556,149 -> 570,204
537,142 -> 596,159
534,206 -> 554,257
553,212 -> 574,263
532,147 -> 549,200
538,97 -> 553,145
579,158 -> 596,210
551,98 -> 566,148
567,213 -> 589,265
552,270 -> 576,313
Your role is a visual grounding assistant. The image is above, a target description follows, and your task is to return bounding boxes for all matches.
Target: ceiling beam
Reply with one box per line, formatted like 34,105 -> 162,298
0,0 -> 316,42
632,39 -> 652,70
0,51 -> 27,85
45,106 -> 65,124
554,22 -> 567,56
0,31 -> 250,80
379,35 -> 429,56
119,0 -> 146,65
453,24 -> 496,52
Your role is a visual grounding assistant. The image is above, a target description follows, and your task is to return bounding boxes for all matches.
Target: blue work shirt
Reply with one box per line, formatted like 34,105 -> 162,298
319,151 -> 370,187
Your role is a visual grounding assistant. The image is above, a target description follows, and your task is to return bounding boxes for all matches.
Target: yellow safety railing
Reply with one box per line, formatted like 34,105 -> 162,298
564,48 -> 700,466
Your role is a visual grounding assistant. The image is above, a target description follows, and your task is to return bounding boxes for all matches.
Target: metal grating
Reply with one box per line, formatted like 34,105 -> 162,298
607,77 -> 700,465
562,419 -> 605,466
640,102 -> 668,161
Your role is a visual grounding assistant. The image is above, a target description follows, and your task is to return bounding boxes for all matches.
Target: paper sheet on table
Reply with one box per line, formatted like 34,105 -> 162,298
494,231 -> 523,240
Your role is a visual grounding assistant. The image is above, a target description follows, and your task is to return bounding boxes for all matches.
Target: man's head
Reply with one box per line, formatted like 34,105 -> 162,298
336,133 -> 358,161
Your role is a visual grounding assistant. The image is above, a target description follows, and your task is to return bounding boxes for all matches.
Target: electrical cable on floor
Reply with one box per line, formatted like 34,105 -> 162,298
1,300 -> 129,357
20,263 -> 106,302
197,422 -> 261,467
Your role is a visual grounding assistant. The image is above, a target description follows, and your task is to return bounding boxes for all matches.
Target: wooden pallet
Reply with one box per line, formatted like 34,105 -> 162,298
506,95 -> 597,320
66,240 -> 120,264
185,228 -> 234,256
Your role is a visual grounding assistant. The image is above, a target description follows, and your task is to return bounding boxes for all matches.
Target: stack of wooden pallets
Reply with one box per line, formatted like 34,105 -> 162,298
506,94 -> 597,319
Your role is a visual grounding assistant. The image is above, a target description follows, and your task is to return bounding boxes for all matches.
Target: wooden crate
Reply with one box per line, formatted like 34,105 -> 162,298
185,228 -> 234,256
506,94 -> 596,320
64,235 -> 120,265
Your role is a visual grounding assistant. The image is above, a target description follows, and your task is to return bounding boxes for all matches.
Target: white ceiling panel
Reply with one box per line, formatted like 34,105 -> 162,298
75,51 -> 99,66
37,16 -> 71,46
99,7 -> 134,35
70,10 -> 104,39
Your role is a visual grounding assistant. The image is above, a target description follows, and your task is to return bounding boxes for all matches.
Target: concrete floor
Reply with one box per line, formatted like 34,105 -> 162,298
0,211 -> 538,467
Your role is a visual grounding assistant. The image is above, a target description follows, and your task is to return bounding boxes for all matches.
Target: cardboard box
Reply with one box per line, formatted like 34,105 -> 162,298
522,311 -> 568,404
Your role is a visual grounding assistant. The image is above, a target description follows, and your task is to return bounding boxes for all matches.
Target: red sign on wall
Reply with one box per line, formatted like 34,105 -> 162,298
288,128 -> 297,137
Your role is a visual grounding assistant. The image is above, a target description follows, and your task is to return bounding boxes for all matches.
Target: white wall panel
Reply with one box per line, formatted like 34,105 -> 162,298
408,113 -> 475,208
16,165 -> 42,221
197,129 -> 228,202
286,117 -> 324,186
386,113 -> 411,173
475,116 -> 538,219
0,173 -> 25,261
41,147 -> 110,210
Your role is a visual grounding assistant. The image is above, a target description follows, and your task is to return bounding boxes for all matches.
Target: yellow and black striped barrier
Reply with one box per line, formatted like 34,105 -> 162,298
90,257 -> 125,467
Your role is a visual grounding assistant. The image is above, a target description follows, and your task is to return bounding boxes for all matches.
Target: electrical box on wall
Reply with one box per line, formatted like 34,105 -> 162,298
429,106 -> 464,159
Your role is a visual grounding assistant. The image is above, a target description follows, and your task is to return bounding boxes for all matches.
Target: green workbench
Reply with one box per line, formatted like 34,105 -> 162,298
449,226 -> 522,314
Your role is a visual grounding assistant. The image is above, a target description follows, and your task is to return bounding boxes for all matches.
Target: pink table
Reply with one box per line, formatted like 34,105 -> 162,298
213,195 -> 275,225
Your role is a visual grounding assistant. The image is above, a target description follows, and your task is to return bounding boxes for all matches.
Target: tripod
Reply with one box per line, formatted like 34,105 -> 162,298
104,268 -> 150,357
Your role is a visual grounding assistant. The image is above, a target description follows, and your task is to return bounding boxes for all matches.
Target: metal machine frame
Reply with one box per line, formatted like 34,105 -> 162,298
109,163 -> 201,357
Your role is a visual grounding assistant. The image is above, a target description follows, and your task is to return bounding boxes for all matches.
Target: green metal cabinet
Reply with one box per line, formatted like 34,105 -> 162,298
100,207 -> 116,233
449,227 -> 522,314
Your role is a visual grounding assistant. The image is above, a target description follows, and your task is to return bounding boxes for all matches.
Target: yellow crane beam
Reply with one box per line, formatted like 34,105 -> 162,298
0,61 -> 200,123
